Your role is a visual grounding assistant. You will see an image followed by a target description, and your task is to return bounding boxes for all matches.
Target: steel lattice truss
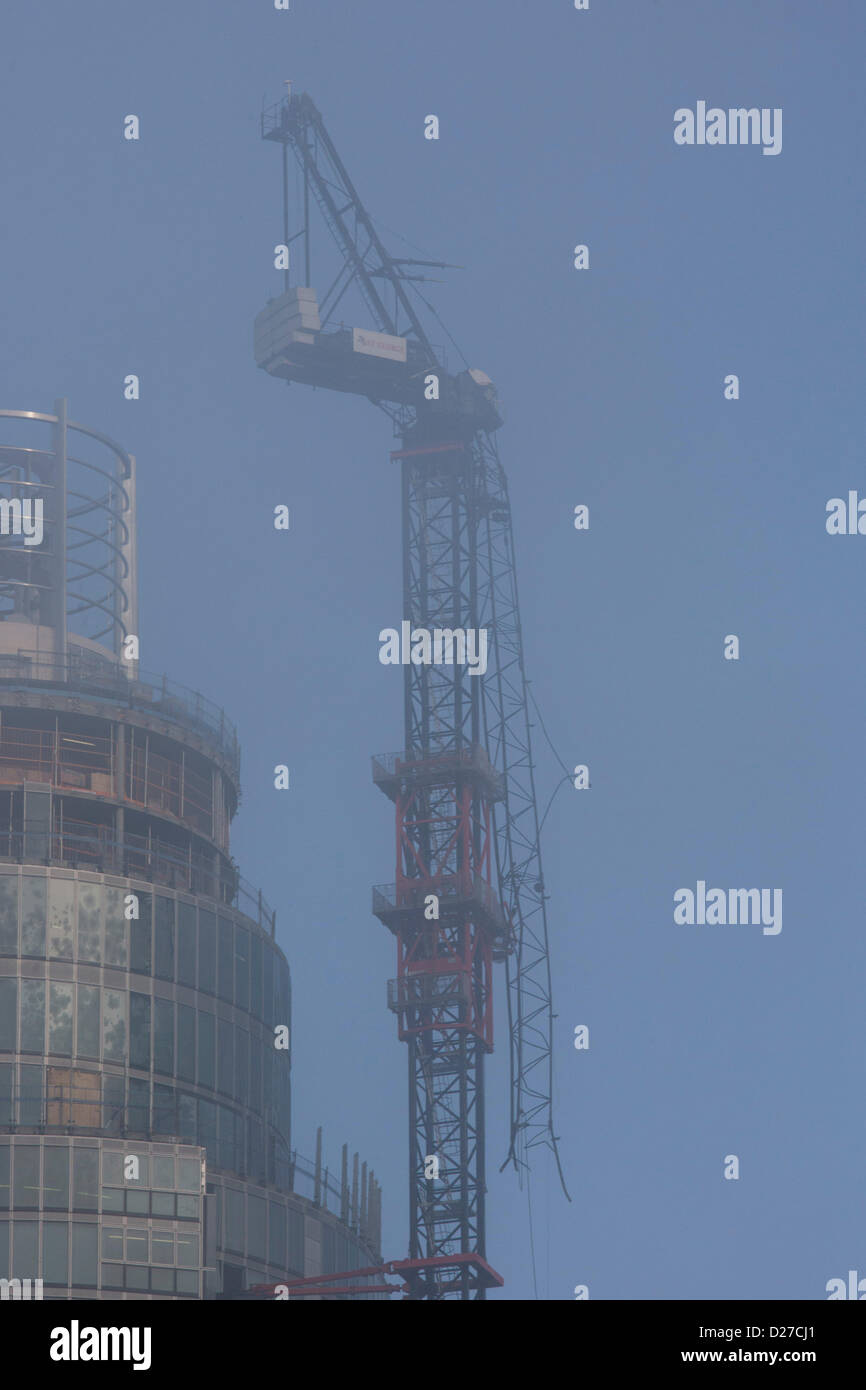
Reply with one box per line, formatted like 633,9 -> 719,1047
262,94 -> 439,362
258,91 -> 568,1300
472,431 -> 569,1189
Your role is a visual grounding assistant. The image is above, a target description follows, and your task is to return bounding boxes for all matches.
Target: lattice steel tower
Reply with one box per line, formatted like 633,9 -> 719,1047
255,91 -> 567,1299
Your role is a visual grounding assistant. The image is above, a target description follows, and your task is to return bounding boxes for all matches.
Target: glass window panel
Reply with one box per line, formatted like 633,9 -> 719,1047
153,1084 -> 175,1135
262,1044 -> 273,1121
179,1156 -> 200,1189
126,1188 -> 148,1215
225,1188 -> 243,1253
126,1228 -> 148,1262
101,1227 -> 123,1261
151,1230 -> 174,1264
177,1091 -> 196,1143
154,997 -> 174,1076
13,1145 -> 40,1209
287,1207 -> 303,1273
125,1263 -> 149,1290
128,1077 -> 149,1132
233,1109 -> 246,1173
102,988 -> 126,1063
0,1221 -> 7,1278
0,1146 -> 8,1209
269,960 -> 280,1031
268,1200 -> 286,1269
198,910 -> 215,994
71,1223 -> 98,1286
18,1064 -> 43,1126
217,1105 -> 233,1170
282,963 -> 291,1028
177,901 -> 196,986
151,1267 -> 174,1291
24,787 -> 50,861
102,1264 -> 123,1289
235,1029 -> 248,1105
262,955 -> 274,1030
177,1194 -> 198,1220
103,887 -> 127,968
11,1219 -> 37,1279
130,893 -> 152,974
72,1149 -> 98,1211
198,1099 -> 217,1167
48,982 -> 73,1055
217,917 -> 233,1002
43,1222 -> 68,1284
234,926 -> 249,1010
178,1157 -> 200,1192
20,979 -> 44,1052
77,883 -> 101,963
250,935 -> 262,1018
43,1147 -> 69,1209
212,1184 -> 221,1244
198,1011 -> 215,1089
153,1156 -> 174,1189
102,1152 -> 123,1186
248,1193 -> 266,1260
176,1268 -> 198,1294
249,1033 -> 263,1115
217,1021 -> 233,1096
21,876 -> 46,957
76,984 -> 100,1060
151,1192 -> 174,1218
101,1188 -> 123,1213
102,1074 -> 124,1133
177,1005 -> 195,1082
154,896 -> 175,980
0,978 -> 16,1050
277,1053 -> 290,1128
176,1231 -> 199,1268
0,877 -> 18,955
48,879 -> 75,959
129,993 -> 151,1070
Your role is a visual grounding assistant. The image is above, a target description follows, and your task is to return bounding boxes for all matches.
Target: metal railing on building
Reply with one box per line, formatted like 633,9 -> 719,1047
0,650 -> 239,769
0,826 -> 274,935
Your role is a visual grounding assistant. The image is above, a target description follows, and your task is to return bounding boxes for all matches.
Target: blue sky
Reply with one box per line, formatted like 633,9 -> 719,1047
1,0 -> 864,1298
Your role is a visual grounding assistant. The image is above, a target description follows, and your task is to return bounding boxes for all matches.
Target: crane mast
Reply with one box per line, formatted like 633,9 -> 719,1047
256,91 -> 566,1300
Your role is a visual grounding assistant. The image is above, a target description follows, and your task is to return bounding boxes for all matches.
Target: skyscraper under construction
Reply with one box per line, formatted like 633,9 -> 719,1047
0,401 -> 380,1299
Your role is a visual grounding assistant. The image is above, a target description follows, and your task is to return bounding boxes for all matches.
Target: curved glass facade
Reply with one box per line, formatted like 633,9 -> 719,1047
0,406 -> 383,1300
0,867 -> 290,1188
0,1137 -> 380,1299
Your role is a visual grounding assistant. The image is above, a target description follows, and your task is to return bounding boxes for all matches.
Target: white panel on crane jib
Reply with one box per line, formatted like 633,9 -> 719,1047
352,327 -> 407,362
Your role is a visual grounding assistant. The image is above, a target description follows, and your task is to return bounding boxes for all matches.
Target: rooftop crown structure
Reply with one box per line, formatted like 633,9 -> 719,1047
0,402 -> 381,1300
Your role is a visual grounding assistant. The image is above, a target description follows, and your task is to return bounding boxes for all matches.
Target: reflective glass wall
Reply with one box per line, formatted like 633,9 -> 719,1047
0,867 -> 291,1189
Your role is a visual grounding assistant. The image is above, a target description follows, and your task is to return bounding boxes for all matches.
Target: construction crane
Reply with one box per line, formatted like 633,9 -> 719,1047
255,90 -> 568,1300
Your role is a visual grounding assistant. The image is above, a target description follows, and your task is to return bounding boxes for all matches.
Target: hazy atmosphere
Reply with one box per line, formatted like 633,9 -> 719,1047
2,0 -> 863,1299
